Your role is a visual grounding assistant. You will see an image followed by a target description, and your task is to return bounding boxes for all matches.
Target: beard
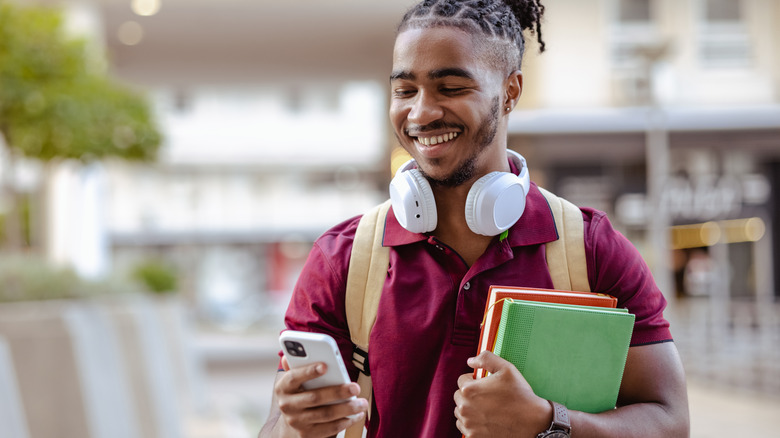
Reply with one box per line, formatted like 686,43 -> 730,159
420,96 -> 501,188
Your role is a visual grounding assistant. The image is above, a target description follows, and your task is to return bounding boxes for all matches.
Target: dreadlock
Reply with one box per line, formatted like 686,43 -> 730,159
397,0 -> 546,72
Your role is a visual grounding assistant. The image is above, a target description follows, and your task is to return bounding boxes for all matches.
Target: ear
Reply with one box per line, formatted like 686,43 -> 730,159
503,70 -> 523,113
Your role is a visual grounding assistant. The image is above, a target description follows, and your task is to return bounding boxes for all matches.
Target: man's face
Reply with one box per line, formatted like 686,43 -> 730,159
389,26 -> 508,187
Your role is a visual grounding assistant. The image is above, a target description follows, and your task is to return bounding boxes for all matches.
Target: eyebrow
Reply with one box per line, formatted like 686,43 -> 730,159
390,70 -> 415,82
389,67 -> 475,82
429,67 -> 474,80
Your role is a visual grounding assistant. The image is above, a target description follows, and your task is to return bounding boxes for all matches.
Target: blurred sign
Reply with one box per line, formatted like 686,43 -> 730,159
615,173 -> 770,225
663,174 -> 770,221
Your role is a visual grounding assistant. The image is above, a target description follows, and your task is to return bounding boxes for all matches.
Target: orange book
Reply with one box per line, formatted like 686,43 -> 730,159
474,286 -> 618,378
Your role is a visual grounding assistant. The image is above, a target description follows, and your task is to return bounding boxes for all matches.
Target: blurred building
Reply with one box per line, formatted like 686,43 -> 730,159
29,0 -> 780,327
508,0 -> 780,305
36,0 -> 399,328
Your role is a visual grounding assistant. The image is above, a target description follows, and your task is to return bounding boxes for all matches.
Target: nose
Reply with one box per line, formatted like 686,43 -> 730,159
407,91 -> 443,127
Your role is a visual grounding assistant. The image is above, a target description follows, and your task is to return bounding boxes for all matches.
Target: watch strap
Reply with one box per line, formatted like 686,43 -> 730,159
537,400 -> 571,437
551,400 -> 571,432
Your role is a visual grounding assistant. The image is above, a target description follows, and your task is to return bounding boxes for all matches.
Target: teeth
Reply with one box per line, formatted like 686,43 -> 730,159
417,132 -> 458,145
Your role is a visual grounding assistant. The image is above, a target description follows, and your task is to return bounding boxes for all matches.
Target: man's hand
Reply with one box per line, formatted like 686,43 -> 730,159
259,356 -> 368,438
454,351 -> 551,438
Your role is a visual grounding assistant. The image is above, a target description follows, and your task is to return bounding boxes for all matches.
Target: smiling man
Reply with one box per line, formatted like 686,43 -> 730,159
259,1 -> 689,438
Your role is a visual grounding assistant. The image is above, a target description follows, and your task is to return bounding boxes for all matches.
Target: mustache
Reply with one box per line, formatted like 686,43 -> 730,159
405,121 -> 463,136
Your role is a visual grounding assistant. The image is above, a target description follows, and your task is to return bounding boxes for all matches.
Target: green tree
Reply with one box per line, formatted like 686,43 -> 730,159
0,0 -> 161,249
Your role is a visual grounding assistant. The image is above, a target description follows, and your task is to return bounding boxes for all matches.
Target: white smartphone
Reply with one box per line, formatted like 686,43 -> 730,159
279,330 -> 355,404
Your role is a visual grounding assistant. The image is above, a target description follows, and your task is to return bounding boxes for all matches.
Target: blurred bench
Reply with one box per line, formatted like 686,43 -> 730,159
0,337 -> 30,438
0,294 -> 216,438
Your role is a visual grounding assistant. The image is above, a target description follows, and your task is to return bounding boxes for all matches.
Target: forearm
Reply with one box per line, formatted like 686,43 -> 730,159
567,343 -> 690,438
569,401 -> 689,438
258,405 -> 286,438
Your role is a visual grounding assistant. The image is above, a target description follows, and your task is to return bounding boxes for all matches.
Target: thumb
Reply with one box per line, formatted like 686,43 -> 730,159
467,350 -> 513,375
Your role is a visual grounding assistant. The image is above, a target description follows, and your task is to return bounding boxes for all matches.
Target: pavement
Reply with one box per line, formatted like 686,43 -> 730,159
686,378 -> 780,438
197,330 -> 780,438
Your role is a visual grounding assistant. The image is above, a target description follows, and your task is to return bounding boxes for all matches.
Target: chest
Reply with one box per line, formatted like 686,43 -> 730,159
375,241 -> 555,346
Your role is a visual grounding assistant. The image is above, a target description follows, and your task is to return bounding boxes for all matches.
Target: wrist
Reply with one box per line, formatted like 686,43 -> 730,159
536,400 -> 571,438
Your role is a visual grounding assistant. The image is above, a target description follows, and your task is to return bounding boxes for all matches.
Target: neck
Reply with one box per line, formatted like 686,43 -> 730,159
431,184 -> 494,267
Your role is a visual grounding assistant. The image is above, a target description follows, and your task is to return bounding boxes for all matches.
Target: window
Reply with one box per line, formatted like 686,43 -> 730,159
698,0 -> 751,69
610,0 -> 662,104
618,0 -> 652,23
611,0 -> 659,66
704,0 -> 742,22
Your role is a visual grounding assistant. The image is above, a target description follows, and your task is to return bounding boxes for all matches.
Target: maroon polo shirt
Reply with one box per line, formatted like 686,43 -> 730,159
282,183 -> 671,438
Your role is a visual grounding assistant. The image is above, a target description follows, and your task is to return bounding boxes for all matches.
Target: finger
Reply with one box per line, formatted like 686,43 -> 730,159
466,350 -> 512,375
457,372 -> 475,390
453,388 -> 462,406
287,395 -> 367,423
455,373 -> 483,406
282,361 -> 327,392
281,380 -> 362,412
455,417 -> 469,437
292,410 -> 366,438
283,396 -> 368,438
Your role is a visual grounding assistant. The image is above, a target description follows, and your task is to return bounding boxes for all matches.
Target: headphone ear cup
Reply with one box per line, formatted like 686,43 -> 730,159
465,172 -> 501,235
389,168 -> 437,233
464,171 -> 527,236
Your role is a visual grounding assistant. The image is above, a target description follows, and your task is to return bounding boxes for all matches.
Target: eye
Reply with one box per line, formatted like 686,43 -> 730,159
440,87 -> 467,95
392,88 -> 416,98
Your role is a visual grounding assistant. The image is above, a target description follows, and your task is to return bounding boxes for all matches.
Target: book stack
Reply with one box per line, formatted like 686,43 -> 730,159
476,286 -> 634,413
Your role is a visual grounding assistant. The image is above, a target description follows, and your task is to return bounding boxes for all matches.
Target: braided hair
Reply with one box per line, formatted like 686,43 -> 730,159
397,0 -> 546,72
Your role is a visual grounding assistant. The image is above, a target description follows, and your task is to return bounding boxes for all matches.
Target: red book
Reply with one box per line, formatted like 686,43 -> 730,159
474,285 -> 618,378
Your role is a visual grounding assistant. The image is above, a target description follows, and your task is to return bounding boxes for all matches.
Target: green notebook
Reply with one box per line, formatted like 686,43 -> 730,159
493,299 -> 635,413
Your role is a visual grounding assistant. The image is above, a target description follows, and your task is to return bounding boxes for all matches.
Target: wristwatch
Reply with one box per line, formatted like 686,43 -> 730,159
536,400 -> 571,438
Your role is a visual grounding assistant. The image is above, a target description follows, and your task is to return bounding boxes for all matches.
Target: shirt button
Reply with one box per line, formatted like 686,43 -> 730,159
463,282 -> 471,291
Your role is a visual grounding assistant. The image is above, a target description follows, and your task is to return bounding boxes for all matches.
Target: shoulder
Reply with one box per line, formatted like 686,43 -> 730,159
578,205 -> 646,286
577,206 -> 672,344
580,207 -> 641,268
316,213 -> 361,239
286,213 -> 363,338
312,213 -> 361,258
295,214 -> 361,289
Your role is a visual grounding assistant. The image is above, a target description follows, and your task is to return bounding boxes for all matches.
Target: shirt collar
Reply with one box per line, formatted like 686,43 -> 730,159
384,205 -> 428,246
382,182 -> 559,248
503,183 -> 560,247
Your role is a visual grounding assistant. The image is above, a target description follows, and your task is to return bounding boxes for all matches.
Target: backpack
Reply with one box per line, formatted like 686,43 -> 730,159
343,188 -> 588,438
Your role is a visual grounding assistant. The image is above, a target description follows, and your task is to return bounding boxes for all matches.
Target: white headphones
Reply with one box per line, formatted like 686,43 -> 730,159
389,150 -> 530,236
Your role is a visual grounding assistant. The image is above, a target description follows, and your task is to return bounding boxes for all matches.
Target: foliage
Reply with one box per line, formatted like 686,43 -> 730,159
132,259 -> 179,295
0,252 -> 140,302
0,0 -> 161,163
0,194 -> 35,246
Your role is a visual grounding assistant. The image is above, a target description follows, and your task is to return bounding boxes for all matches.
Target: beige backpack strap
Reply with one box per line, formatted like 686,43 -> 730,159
344,199 -> 392,438
538,188 -> 590,292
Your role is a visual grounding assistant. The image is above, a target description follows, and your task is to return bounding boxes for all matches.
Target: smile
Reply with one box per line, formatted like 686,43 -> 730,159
415,132 -> 459,146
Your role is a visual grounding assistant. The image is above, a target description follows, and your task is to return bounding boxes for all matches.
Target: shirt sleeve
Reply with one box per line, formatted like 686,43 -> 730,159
584,209 -> 673,345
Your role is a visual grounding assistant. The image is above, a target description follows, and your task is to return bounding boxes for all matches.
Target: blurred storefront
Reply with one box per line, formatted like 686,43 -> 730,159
508,108 -> 780,303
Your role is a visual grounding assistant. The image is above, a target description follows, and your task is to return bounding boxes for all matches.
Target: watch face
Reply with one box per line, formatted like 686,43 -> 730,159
540,431 -> 570,438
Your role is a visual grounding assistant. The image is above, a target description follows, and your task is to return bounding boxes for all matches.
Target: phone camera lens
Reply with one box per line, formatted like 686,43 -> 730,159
284,341 -> 307,357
